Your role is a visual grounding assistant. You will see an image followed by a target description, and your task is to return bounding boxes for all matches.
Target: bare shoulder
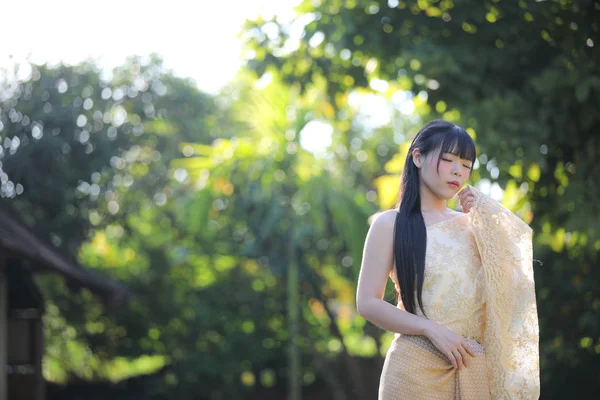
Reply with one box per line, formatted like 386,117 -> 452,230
368,209 -> 398,231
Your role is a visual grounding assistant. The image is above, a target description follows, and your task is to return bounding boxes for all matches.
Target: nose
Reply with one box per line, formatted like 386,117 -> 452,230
453,163 -> 462,176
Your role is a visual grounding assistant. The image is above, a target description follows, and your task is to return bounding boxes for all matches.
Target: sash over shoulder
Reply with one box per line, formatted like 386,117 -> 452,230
466,184 -> 540,399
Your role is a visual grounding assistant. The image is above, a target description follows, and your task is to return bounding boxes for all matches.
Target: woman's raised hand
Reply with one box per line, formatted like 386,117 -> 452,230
457,185 -> 477,213
422,320 -> 476,370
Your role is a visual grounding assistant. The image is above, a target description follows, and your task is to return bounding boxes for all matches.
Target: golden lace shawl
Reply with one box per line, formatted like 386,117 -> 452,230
389,184 -> 540,399
467,184 -> 540,399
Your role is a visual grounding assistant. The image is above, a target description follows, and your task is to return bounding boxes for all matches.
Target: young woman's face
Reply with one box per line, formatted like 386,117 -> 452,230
415,148 -> 473,200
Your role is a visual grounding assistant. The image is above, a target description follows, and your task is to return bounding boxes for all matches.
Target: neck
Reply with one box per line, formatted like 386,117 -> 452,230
419,184 -> 447,213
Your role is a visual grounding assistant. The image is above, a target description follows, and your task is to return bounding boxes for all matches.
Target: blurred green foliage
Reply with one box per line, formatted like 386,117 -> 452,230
0,56 -> 387,399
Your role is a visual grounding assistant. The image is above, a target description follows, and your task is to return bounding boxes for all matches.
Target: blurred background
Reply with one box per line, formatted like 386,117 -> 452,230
0,0 -> 598,399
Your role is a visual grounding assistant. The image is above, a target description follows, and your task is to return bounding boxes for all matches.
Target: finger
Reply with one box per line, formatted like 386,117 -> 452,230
463,342 -> 476,358
464,200 -> 471,211
446,351 -> 458,369
452,349 -> 464,370
461,193 -> 472,203
457,346 -> 470,368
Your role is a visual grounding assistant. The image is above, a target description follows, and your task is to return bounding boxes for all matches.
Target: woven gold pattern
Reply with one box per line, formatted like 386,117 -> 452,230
379,334 -> 490,399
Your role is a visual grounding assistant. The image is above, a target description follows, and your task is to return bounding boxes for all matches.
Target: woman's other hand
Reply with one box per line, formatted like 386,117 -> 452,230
423,320 -> 476,370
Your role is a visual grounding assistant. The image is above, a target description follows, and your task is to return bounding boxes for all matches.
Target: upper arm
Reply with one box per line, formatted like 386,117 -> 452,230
356,210 -> 396,314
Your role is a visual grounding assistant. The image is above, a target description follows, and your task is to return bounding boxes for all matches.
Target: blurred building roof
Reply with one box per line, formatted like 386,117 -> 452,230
0,203 -> 130,305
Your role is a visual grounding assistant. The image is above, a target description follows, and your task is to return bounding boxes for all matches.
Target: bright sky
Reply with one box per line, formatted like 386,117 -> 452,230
1,0 -> 299,94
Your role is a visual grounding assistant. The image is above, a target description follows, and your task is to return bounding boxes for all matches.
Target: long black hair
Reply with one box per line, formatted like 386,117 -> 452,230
393,120 -> 476,317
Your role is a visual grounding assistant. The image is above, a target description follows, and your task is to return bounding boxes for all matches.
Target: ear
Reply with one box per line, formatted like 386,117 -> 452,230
411,148 -> 423,168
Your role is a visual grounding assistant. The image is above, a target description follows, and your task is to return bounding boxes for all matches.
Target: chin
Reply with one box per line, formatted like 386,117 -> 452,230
434,190 -> 455,201
440,187 -> 459,200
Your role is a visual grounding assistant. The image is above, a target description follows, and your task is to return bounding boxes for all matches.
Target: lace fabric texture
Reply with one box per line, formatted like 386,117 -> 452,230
385,185 -> 540,399
467,184 -> 540,399
390,212 -> 486,343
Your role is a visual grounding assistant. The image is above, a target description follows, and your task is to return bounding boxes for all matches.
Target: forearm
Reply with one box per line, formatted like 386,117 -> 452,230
357,297 -> 433,336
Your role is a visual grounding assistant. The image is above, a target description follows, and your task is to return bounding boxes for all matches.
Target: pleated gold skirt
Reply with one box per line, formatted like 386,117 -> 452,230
378,334 -> 491,400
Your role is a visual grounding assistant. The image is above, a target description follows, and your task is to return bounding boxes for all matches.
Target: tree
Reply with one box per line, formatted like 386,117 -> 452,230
1,55 -> 386,399
242,1 -> 600,397
0,56 -> 280,398
173,72 -> 379,399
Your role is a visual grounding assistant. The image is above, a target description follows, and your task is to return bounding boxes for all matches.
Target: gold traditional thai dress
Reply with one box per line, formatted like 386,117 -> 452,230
379,185 -> 540,399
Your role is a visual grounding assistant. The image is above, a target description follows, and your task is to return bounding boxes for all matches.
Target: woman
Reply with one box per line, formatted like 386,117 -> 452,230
356,120 -> 540,399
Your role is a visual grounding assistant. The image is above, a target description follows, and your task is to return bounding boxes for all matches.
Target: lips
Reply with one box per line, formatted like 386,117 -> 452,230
448,181 -> 460,188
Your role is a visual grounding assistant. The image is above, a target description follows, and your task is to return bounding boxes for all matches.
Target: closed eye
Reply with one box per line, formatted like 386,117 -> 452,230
443,156 -> 472,169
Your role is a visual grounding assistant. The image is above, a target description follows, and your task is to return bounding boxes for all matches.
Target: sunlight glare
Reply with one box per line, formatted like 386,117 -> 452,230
299,120 -> 333,156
